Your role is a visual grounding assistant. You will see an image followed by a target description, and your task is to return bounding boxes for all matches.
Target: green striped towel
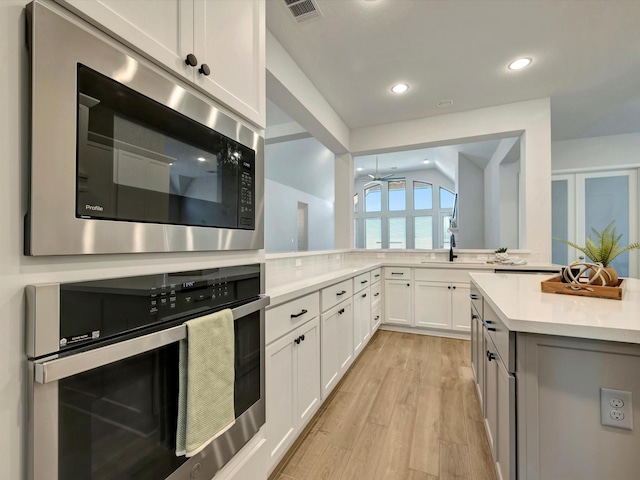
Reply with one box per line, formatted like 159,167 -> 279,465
176,308 -> 235,457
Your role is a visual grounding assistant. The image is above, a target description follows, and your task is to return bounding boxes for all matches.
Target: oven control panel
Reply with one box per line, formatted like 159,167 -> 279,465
54,264 -> 262,354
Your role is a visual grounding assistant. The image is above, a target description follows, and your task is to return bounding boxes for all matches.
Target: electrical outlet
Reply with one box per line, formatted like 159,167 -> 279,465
601,388 -> 633,430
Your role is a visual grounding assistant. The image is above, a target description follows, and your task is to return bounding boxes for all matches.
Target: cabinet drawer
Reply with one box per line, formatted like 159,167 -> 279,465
483,303 -> 515,372
414,268 -> 476,283
370,268 -> 382,283
384,267 -> 411,280
321,279 -> 353,312
354,272 -> 371,292
266,292 -> 320,344
371,282 -> 382,306
469,283 -> 483,318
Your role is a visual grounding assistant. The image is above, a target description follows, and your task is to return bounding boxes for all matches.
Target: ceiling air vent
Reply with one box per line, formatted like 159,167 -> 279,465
284,0 -> 322,22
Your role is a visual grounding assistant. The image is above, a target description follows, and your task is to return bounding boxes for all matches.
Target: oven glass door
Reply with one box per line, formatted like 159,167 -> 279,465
76,64 -> 255,229
32,307 -> 264,480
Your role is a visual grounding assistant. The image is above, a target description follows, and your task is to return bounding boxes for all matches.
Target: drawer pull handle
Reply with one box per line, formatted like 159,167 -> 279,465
291,309 -> 308,318
362,293 -> 367,298
374,292 -> 380,297
338,308 -> 345,315
470,294 -> 479,300
374,274 -> 380,278
361,280 -> 368,284
486,351 -> 496,361
337,290 -> 347,296
483,320 -> 496,332
391,272 -> 404,275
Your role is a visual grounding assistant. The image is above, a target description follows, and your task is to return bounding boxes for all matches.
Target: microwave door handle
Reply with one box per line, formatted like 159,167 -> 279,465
34,295 -> 270,384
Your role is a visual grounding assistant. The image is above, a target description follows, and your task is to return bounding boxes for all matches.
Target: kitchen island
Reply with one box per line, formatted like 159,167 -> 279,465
470,272 -> 640,480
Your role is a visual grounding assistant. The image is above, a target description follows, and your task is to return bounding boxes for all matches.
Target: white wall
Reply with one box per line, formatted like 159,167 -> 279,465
457,154 -> 484,248
265,136 -> 335,200
0,4 -> 262,480
500,161 -> 520,248
552,132 -> 640,172
265,179 -> 334,252
350,99 -> 552,261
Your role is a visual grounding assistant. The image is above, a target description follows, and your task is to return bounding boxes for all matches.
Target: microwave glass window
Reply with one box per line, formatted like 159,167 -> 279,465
76,64 -> 255,229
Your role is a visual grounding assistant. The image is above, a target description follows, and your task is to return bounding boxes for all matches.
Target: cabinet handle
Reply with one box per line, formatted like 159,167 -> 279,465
337,290 -> 347,296
291,309 -> 308,318
185,53 -> 198,67
361,280 -> 368,284
374,292 -> 380,297
448,285 -> 451,289
406,283 -> 410,287
338,308 -> 345,315
452,285 -> 457,290
470,294 -> 479,300
300,334 -> 305,342
362,293 -> 367,298
198,63 -> 211,76
483,320 -> 496,332
486,350 -> 496,361
374,274 -> 380,278
374,315 -> 380,321
391,272 -> 404,276
294,337 -> 301,345
471,314 -> 478,319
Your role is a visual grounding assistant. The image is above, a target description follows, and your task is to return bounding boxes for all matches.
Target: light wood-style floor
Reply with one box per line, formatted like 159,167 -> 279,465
269,330 -> 497,480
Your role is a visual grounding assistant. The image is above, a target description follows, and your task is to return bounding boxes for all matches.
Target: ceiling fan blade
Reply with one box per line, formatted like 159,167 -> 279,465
368,174 -> 376,179
383,176 -> 406,182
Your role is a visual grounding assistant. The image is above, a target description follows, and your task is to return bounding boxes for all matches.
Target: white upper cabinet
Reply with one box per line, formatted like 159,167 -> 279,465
193,0 -> 265,127
57,0 -> 266,127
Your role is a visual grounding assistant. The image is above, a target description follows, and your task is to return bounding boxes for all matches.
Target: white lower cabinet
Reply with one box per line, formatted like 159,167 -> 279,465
320,298 -> 353,399
353,286 -> 371,356
265,317 -> 320,472
371,301 -> 382,333
414,281 -> 451,329
384,279 -> 412,325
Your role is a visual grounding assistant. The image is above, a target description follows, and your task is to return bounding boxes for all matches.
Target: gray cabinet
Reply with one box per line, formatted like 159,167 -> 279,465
471,288 -> 515,480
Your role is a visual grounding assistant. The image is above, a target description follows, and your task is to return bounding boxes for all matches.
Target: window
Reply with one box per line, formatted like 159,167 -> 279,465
439,187 -> 456,209
353,193 -> 359,213
365,184 -> 381,212
414,181 -> 433,210
389,217 -> 406,249
414,216 -> 433,249
388,180 -> 406,211
365,218 -> 381,249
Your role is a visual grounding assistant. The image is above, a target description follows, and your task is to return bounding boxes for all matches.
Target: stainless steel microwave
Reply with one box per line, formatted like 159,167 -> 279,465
25,2 -> 264,256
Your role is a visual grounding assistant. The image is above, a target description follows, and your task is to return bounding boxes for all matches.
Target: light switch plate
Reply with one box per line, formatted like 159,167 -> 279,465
601,388 -> 633,430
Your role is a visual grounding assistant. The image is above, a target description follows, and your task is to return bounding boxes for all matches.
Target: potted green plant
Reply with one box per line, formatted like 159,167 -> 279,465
554,221 -> 640,285
494,247 -> 508,261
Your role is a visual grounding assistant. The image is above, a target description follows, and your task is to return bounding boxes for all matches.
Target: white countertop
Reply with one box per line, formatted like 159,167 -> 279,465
470,272 -> 640,344
266,260 -> 558,308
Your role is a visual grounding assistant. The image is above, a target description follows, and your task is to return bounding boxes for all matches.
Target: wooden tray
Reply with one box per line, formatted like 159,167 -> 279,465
541,275 -> 626,300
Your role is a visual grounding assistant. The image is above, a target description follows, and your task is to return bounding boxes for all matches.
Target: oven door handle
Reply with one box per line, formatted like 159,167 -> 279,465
34,295 -> 270,384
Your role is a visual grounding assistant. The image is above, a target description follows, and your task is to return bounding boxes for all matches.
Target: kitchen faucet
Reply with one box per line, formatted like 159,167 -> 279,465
449,233 -> 457,262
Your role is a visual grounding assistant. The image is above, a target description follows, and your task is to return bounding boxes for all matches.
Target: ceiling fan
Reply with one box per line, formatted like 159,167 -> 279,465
364,156 -> 405,186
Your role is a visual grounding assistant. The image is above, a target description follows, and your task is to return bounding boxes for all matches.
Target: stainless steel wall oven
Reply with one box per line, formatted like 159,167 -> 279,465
25,2 -> 264,255
26,264 -> 268,480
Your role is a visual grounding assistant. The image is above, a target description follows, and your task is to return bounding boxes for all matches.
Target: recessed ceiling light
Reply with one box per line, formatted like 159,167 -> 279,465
423,160 -> 430,164
391,83 -> 409,94
437,99 -> 453,108
197,157 -> 206,162
508,57 -> 532,70
357,167 -> 363,171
